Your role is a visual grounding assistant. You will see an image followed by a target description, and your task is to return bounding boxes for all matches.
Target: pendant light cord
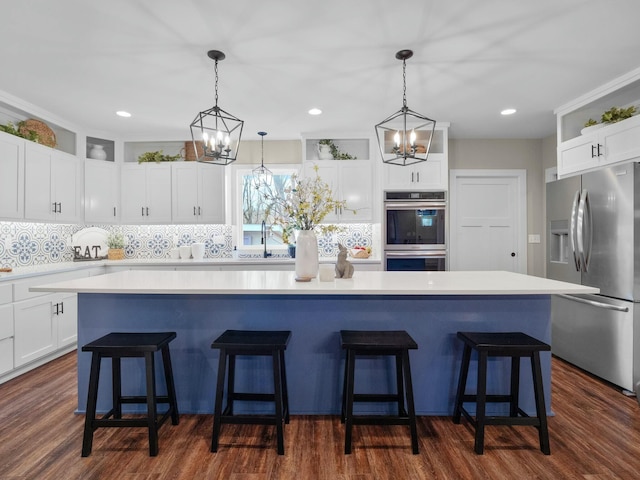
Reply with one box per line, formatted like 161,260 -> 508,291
402,58 -> 407,109
214,59 -> 219,107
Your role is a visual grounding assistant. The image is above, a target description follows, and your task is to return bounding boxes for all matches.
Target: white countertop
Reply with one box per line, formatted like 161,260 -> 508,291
0,257 -> 380,282
31,270 -> 598,296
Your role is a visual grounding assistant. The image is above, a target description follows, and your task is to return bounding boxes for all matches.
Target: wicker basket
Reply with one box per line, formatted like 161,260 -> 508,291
19,119 -> 56,148
184,140 -> 204,161
107,248 -> 125,260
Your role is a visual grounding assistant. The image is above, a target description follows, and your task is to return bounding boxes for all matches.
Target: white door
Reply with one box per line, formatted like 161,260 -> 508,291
450,170 -> 527,273
0,132 -> 24,219
339,161 -> 372,222
197,164 -> 225,223
52,152 -> 80,222
85,160 -> 119,223
24,143 -> 54,221
121,164 -> 148,223
172,162 -> 200,222
145,164 -> 172,223
13,296 -> 57,367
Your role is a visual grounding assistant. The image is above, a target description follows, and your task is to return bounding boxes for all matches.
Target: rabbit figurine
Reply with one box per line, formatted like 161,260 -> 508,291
335,244 -> 354,279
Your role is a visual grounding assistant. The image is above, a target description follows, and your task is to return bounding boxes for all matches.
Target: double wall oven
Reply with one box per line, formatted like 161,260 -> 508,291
383,191 -> 447,271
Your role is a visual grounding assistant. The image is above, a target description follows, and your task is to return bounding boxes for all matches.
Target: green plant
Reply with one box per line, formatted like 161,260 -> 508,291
584,118 -> 598,128
137,150 -> 181,163
107,232 -> 125,249
318,139 -> 357,160
0,121 -> 40,142
601,106 -> 637,124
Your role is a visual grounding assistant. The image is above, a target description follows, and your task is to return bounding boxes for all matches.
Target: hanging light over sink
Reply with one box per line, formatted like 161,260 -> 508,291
252,131 -> 273,189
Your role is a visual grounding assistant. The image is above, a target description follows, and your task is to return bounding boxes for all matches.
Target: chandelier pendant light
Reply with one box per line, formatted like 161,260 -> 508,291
375,49 -> 436,166
190,50 -> 244,166
252,131 -> 273,188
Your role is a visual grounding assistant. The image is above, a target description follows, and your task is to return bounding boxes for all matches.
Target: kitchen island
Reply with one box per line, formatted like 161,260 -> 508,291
33,270 -> 597,416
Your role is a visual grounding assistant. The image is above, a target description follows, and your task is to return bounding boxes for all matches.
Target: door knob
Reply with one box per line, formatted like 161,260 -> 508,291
511,252 -> 516,257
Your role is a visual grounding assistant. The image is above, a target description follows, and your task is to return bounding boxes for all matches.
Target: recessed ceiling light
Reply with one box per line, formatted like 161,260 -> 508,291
116,111 -> 131,118
501,108 -> 517,116
308,108 -> 322,115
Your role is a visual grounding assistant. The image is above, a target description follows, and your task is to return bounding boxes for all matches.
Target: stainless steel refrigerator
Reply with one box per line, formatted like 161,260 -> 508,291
546,161 -> 640,393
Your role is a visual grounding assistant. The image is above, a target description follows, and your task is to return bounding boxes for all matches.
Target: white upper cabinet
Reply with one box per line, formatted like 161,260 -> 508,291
120,163 -> 172,224
84,159 -> 119,224
301,134 -> 375,223
0,131 -> 24,220
24,142 -> 80,222
171,162 -> 225,224
381,125 -> 449,191
555,67 -> 640,177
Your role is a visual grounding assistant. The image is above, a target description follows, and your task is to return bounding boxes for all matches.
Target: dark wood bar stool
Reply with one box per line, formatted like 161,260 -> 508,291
211,329 -> 291,455
340,330 -> 419,454
81,332 -> 179,457
452,331 -> 551,455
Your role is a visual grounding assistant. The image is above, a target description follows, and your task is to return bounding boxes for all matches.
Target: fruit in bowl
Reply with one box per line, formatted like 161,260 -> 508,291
350,246 -> 371,258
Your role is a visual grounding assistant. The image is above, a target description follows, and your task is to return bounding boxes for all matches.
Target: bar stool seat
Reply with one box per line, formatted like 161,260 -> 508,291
211,329 -> 291,455
81,332 -> 179,457
452,331 -> 551,455
340,330 -> 419,454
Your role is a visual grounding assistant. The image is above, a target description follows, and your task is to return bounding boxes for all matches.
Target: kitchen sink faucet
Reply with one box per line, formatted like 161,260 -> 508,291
261,220 -> 272,258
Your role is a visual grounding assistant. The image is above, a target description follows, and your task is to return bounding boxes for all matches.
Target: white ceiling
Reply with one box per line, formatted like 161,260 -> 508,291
2,0 -> 640,142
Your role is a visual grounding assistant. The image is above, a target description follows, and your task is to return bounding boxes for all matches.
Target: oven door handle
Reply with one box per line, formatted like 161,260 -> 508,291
384,202 -> 447,209
385,251 -> 447,258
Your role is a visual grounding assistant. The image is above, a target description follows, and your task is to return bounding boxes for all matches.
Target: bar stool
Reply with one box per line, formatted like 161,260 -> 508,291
340,330 -> 419,454
452,331 -> 551,455
81,332 -> 179,457
211,329 -> 291,455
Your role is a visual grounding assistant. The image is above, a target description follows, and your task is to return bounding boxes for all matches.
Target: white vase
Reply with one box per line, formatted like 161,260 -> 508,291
295,230 -> 319,281
88,144 -> 107,160
317,144 -> 333,160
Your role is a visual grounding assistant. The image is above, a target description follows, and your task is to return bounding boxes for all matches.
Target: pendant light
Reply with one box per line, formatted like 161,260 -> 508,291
252,131 -> 273,188
190,50 -> 244,165
375,49 -> 436,166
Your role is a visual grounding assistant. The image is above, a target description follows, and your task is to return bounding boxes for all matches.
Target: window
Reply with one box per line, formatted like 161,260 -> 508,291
237,167 -> 297,248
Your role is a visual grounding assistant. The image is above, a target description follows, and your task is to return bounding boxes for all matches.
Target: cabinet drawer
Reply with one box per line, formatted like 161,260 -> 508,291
0,304 -> 13,340
0,283 -> 11,304
0,337 -> 13,375
13,270 -> 90,302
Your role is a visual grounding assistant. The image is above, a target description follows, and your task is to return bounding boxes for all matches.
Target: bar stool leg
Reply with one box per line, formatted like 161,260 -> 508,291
453,345 -> 472,423
112,357 -> 122,419
225,354 -> 236,416
341,352 -> 349,424
145,352 -> 159,457
279,350 -> 290,424
161,345 -> 180,425
474,351 -> 488,455
344,349 -> 356,454
395,353 -> 407,416
82,352 -> 102,457
211,348 -> 227,453
510,356 -> 521,417
531,352 -> 551,455
402,350 -> 419,454
272,350 -> 285,455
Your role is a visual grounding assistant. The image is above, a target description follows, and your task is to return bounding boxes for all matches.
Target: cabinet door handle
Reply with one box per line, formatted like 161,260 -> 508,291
597,143 -> 603,157
59,302 -> 64,314
52,202 -> 57,213
58,202 -> 62,213
142,206 -> 145,216
113,207 -> 116,217
146,207 -> 149,216
416,172 -> 420,182
53,303 -> 58,315
194,206 -> 197,216
411,172 -> 414,182
198,206 -> 201,215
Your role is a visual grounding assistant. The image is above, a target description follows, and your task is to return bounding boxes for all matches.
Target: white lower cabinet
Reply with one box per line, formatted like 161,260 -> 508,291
13,292 -> 77,368
0,303 -> 14,375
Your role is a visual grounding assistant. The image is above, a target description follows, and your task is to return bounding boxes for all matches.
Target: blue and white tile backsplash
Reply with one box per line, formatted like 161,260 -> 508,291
0,222 -> 372,268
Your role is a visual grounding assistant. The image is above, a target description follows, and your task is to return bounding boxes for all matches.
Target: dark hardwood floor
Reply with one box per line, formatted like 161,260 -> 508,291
1,352 -> 640,479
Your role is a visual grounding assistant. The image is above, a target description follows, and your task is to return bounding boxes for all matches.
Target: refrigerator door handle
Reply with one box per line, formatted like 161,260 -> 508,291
557,294 -> 630,312
576,189 -> 591,272
570,189 -> 581,271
